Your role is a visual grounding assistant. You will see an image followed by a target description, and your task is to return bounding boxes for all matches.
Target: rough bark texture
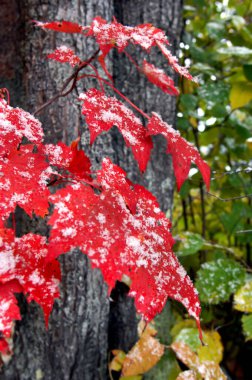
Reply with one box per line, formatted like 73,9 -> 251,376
0,1 -> 183,379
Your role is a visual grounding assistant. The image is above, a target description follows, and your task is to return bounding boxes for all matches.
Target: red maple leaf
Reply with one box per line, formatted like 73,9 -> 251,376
87,17 -> 169,56
79,88 -> 153,172
44,138 -> 91,181
0,229 -> 60,326
0,281 -> 22,340
33,20 -> 85,34
0,99 -> 44,158
48,159 -> 201,329
47,46 -> 81,67
147,113 -> 210,191
0,145 -> 51,222
157,42 -> 198,83
96,158 -> 138,213
0,338 -> 10,355
142,60 -> 179,96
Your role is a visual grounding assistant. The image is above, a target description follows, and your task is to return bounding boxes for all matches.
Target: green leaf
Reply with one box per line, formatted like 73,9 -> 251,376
231,15 -> 246,31
175,232 -> 204,257
211,104 -> 228,118
206,21 -> 225,39
230,82 -> 252,109
180,94 -> 198,110
217,46 -> 252,56
197,82 -> 229,105
243,64 -> 252,81
177,118 -> 191,131
196,258 -> 246,304
174,328 -> 201,351
144,350 -> 180,380
241,314 -> 252,341
234,281 -> 252,312
174,328 -> 223,364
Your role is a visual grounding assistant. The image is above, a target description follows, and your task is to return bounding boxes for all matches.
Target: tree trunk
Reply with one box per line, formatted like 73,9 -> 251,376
0,1 -> 183,379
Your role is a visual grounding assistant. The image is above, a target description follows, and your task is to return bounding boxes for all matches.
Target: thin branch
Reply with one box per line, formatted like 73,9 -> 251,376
206,192 -> 252,202
34,49 -> 100,116
235,230 -> 252,234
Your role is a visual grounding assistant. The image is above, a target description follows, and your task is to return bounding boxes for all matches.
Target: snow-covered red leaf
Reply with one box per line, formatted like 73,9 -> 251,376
47,183 -> 98,261
147,113 -> 210,191
47,46 -> 81,67
44,138 -> 91,181
34,20 -> 84,34
157,42 -> 197,83
79,88 -> 153,172
0,230 -> 60,326
48,159 -> 201,330
0,281 -> 22,340
142,60 -> 179,96
0,145 -> 51,222
96,158 -> 138,213
0,99 -> 44,158
130,23 -> 169,51
87,16 -> 169,56
13,234 -> 61,325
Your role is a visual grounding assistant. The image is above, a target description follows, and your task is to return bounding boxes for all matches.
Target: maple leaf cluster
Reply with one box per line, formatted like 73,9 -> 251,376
0,17 -> 210,354
0,97 -> 203,354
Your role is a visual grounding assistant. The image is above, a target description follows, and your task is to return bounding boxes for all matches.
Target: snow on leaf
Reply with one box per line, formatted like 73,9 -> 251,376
0,99 -> 44,158
13,234 -> 61,325
87,16 -> 129,56
142,60 -> 179,96
234,280 -> 252,312
79,88 -> 153,172
44,138 -> 91,181
48,159 -> 202,330
121,333 -> 165,376
97,158 -> 138,213
157,42 -> 198,83
87,16 -> 169,56
33,20 -> 84,34
47,46 -> 81,67
176,370 -> 198,380
147,113 -> 211,191
172,342 -> 227,380
47,183 -> 99,261
0,281 -> 22,340
0,145 -> 51,222
196,258 -> 246,304
0,230 -> 60,326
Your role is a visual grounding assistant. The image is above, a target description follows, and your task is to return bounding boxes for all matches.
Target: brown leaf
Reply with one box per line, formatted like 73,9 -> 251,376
122,334 -> 164,376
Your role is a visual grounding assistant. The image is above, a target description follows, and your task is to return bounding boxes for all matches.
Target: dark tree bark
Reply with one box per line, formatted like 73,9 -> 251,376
0,1 -> 183,379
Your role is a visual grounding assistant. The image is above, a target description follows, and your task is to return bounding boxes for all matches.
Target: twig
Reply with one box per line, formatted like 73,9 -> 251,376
235,230 -> 252,234
206,192 -> 252,201
34,49 -> 100,115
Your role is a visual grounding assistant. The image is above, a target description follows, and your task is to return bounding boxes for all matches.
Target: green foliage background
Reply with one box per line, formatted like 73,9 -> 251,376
146,0 -> 252,379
